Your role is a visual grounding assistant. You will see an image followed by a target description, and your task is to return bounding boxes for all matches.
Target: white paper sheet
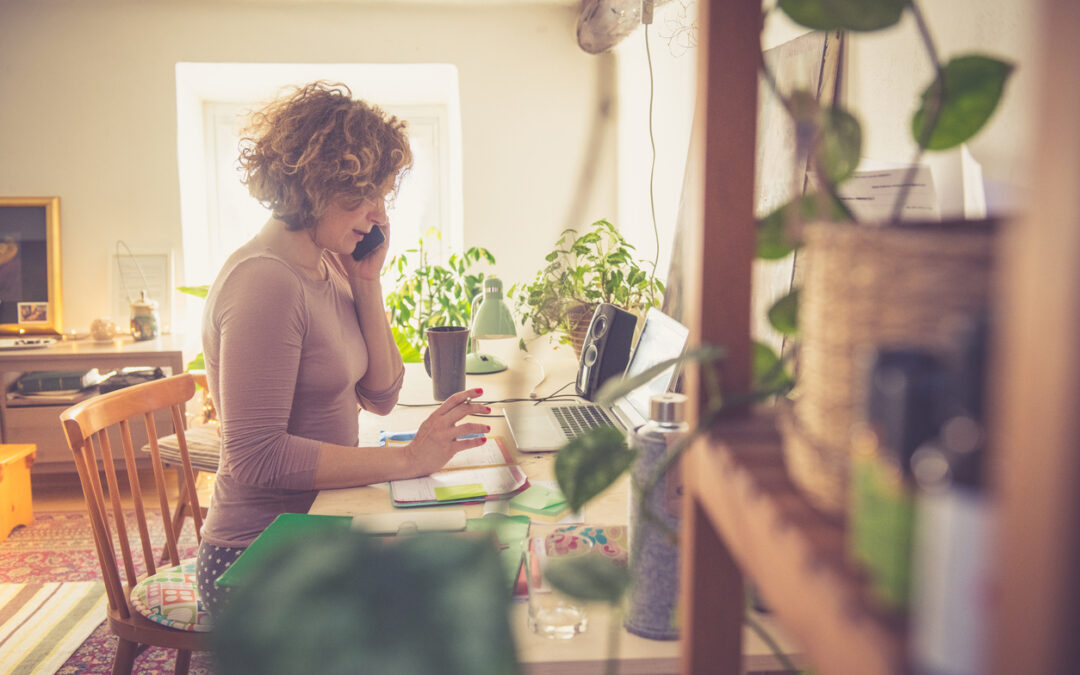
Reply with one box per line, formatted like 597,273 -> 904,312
835,165 -> 941,223
389,438 -> 526,503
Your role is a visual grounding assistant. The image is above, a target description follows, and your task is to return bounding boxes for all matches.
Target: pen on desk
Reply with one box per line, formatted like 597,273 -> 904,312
452,388 -> 485,411
435,462 -> 514,473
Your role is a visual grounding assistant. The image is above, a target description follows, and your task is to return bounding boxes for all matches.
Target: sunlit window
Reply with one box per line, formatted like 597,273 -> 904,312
175,62 -> 463,332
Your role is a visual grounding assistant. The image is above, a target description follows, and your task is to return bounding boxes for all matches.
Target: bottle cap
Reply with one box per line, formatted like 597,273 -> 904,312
649,392 -> 687,424
131,289 -> 158,311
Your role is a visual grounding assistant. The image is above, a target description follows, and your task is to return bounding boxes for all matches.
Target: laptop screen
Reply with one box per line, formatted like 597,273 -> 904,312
613,308 -> 690,426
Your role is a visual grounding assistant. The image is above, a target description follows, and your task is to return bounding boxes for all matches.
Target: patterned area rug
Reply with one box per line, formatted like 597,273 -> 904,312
0,581 -> 107,674
0,510 -> 213,674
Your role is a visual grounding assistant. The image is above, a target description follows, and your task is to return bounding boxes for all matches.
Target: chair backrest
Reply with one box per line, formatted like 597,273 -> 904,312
60,373 -> 204,620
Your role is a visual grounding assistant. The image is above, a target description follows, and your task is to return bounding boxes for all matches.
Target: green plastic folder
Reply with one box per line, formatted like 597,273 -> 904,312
465,514 -> 531,594
215,513 -> 351,589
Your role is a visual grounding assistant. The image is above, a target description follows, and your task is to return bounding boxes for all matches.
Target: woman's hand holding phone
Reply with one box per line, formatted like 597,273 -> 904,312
351,225 -> 385,261
345,225 -> 388,280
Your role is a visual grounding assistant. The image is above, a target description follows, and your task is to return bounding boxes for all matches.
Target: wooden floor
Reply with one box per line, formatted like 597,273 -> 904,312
31,468 -> 191,511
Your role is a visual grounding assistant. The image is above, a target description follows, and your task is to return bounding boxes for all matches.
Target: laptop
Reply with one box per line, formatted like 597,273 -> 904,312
504,308 -> 690,452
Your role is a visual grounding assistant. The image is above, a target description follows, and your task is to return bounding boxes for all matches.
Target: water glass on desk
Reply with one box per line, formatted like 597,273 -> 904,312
524,536 -> 590,639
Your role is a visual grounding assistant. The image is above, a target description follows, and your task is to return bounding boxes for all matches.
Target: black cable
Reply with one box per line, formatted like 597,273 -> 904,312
395,381 -> 582,411
533,380 -> 575,404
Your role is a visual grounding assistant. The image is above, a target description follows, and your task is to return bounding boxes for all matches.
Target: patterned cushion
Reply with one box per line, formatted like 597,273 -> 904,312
130,559 -> 213,632
545,525 -> 629,567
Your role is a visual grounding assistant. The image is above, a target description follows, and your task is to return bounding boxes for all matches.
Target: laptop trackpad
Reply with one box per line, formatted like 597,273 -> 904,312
505,408 -> 565,452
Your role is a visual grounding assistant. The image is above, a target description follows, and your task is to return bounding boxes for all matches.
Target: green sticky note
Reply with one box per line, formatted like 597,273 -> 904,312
510,484 -> 567,512
435,483 -> 487,501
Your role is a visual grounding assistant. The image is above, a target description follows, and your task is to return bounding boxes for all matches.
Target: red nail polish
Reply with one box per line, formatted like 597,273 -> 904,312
485,425 -> 491,432
475,388 -> 484,395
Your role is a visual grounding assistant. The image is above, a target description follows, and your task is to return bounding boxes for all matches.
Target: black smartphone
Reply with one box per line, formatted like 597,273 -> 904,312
351,225 -> 385,261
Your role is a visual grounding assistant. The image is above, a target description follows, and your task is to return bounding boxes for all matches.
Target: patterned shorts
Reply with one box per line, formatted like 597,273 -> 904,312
195,540 -> 246,617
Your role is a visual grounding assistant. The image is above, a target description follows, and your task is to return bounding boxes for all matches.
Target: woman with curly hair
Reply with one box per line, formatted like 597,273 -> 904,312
195,82 -> 489,613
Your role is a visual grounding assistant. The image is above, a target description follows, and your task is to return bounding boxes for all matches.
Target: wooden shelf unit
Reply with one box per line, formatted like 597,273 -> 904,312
681,1 -> 1080,674
0,335 -> 186,473
684,412 -> 905,674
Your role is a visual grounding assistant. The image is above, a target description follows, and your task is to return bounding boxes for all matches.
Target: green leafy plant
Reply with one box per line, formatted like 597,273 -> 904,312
510,218 -> 665,349
212,528 -> 517,675
383,230 -> 496,362
177,284 -> 209,372
754,0 -> 1013,365
543,7 -> 1012,672
546,344 -> 799,670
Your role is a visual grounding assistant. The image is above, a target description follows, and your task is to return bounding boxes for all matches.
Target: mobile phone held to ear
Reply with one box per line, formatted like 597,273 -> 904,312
351,226 -> 385,261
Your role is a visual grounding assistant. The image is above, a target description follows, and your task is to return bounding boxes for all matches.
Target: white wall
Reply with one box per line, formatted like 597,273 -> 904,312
0,0 -> 613,351
0,0 -> 1039,356
609,0 -> 1035,354
846,1 -> 1036,213
614,1 -> 698,284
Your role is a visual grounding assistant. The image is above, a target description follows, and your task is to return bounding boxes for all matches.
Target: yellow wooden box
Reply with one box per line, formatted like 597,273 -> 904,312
0,444 -> 36,541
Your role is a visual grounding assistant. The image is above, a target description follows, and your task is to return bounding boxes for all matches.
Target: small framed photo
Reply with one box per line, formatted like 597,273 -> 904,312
18,301 -> 49,325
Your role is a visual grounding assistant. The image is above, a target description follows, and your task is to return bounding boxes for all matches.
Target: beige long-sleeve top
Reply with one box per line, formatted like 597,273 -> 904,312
200,238 -> 403,547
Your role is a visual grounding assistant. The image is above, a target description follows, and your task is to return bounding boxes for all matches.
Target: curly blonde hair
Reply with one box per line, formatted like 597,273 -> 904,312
238,81 -> 412,230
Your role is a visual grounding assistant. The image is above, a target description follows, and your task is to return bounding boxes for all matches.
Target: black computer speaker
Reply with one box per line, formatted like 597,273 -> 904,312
575,304 -> 638,401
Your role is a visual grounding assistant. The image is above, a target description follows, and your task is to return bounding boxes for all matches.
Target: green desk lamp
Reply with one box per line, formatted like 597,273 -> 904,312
466,277 -> 516,374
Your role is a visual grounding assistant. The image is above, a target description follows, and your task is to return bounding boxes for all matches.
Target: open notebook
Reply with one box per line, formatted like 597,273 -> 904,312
388,437 -> 529,507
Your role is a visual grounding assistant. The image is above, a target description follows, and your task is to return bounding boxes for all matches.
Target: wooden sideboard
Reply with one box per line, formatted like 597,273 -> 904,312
0,334 -> 187,473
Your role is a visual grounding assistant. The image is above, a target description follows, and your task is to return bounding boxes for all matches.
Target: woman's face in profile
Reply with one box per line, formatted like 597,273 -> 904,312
312,192 -> 389,256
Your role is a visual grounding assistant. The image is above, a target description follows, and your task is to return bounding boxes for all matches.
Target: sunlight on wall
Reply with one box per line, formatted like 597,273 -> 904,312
174,62 -> 464,341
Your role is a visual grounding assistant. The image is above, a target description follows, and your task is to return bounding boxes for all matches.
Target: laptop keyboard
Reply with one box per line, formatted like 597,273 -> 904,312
551,404 -> 617,439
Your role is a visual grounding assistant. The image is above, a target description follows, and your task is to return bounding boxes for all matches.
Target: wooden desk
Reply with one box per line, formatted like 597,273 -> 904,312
310,343 -> 798,674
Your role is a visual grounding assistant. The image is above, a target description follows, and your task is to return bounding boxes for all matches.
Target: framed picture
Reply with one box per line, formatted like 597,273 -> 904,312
0,197 -> 62,334
18,302 -> 49,325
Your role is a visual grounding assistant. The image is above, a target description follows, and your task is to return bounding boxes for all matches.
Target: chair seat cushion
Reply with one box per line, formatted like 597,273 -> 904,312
144,424 -> 221,473
130,559 -> 213,632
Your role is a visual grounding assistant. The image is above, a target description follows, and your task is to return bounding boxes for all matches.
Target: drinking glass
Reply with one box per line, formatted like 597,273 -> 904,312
524,536 -> 590,639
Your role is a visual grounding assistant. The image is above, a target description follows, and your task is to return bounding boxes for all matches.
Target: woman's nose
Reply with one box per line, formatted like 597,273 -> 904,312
372,203 -> 388,225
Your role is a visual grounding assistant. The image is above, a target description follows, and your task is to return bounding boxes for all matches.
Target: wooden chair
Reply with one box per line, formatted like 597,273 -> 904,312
60,373 -> 210,675
149,371 -> 219,542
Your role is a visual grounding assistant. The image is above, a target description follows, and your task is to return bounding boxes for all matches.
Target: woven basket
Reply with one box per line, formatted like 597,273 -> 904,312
565,303 -> 597,359
782,219 -> 997,517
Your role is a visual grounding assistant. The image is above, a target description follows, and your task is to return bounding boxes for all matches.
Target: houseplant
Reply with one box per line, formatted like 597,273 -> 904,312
754,0 -> 1012,514
510,218 -> 665,356
211,527 -> 516,675
543,0 -> 1013,662
177,284 -> 209,373
383,229 -> 496,362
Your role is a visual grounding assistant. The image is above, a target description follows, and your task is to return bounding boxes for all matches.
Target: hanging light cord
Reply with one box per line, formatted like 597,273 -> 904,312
115,240 -> 151,303
645,22 -> 661,277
